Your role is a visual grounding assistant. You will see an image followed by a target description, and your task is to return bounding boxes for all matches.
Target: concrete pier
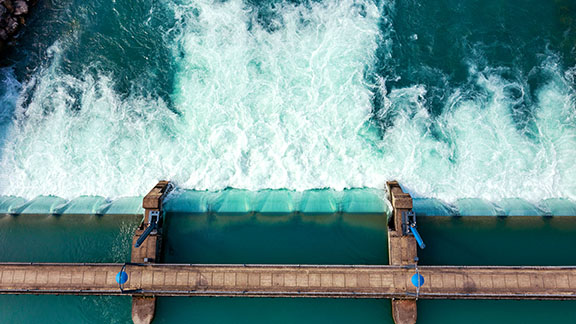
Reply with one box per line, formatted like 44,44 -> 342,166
386,181 -> 418,324
130,181 -> 173,324
132,296 -> 156,324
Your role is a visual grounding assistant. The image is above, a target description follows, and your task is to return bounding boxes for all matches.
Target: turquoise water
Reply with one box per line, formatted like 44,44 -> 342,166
153,299 -> 576,324
0,214 -> 138,262
1,212 -> 576,323
3,296 -> 576,324
163,212 -> 389,264
0,0 -> 575,322
0,295 -> 132,324
0,0 -> 574,201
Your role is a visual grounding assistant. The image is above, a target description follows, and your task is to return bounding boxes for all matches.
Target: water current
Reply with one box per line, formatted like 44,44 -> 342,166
0,0 -> 575,323
0,0 -> 574,202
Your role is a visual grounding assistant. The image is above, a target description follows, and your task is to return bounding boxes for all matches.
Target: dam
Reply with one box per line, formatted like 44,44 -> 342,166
0,1 -> 575,322
1,181 -> 575,324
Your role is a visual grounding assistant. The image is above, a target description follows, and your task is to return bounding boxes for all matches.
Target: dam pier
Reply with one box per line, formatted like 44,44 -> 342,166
0,182 -> 574,324
130,180 -> 173,324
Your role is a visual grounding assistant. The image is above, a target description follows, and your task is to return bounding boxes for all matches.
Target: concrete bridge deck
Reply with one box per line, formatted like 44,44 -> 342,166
1,263 -> 575,300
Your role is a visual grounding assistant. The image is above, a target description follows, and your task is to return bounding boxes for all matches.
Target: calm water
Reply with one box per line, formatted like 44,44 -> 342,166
1,213 -> 575,323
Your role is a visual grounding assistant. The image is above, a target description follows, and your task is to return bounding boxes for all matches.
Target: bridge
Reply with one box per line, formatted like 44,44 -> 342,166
1,263 -> 575,299
0,181 -> 574,324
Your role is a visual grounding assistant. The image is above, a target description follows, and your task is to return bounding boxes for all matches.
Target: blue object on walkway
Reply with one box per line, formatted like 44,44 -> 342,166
411,273 -> 424,288
116,271 -> 128,285
409,226 -> 426,249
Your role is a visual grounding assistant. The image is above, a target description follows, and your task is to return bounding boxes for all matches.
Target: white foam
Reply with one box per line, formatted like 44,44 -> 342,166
378,60 -> 576,202
168,0 -> 385,191
0,0 -> 575,203
0,68 -> 21,147
0,0 -> 386,198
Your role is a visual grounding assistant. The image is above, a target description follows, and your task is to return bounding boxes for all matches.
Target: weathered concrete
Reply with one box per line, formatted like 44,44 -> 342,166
130,181 -> 172,324
392,299 -> 417,324
132,296 -> 156,324
387,181 -> 418,324
0,263 -> 575,300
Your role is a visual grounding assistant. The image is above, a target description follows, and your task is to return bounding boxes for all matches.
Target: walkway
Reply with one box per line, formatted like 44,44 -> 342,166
1,263 -> 574,299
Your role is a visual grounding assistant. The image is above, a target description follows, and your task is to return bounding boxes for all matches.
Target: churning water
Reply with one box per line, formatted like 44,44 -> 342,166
0,0 -> 575,202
